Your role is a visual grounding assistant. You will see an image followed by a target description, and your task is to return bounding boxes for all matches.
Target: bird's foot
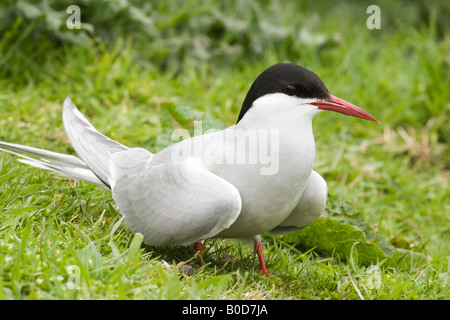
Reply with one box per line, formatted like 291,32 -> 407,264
194,241 -> 204,267
254,235 -> 270,275
254,236 -> 284,284
258,266 -> 270,276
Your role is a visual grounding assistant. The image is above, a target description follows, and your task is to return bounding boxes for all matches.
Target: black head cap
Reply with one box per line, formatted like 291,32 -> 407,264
237,63 -> 331,123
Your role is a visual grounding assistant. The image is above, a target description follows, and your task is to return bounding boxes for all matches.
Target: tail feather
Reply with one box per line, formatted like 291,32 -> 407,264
1,97 -> 133,190
0,141 -> 109,189
62,97 -> 129,188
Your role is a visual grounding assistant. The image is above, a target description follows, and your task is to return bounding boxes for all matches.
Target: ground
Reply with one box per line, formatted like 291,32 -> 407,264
0,0 -> 448,299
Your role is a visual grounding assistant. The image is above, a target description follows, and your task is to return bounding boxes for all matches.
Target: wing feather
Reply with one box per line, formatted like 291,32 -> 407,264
269,170 -> 327,235
109,148 -> 242,245
62,97 -> 129,187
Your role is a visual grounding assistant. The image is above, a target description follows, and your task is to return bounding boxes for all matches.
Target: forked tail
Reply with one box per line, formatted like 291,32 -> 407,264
0,97 -> 131,190
0,141 -> 109,189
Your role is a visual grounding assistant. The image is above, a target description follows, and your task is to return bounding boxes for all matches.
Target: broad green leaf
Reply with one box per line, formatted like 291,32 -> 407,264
277,195 -> 428,270
278,216 -> 387,266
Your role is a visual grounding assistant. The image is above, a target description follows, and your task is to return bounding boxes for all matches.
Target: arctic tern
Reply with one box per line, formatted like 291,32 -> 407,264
0,63 -> 378,275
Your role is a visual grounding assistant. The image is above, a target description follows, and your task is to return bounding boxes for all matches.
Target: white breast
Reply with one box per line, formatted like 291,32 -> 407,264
158,93 -> 322,239
209,94 -> 321,238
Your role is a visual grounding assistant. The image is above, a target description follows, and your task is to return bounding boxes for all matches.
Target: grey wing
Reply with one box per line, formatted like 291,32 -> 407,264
270,170 -> 327,235
109,148 -> 242,246
62,97 -> 129,188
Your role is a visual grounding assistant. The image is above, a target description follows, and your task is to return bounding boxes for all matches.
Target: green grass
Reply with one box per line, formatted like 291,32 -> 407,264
0,0 -> 449,299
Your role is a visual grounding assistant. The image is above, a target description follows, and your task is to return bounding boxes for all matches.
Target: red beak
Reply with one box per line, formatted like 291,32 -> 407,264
311,94 -> 379,123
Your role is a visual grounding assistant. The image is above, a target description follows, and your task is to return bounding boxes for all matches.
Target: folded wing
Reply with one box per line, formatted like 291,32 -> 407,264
269,170 -> 327,235
110,149 -> 242,245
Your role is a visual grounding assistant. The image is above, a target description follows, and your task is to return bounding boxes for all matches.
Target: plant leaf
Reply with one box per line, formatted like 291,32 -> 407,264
276,195 -> 428,270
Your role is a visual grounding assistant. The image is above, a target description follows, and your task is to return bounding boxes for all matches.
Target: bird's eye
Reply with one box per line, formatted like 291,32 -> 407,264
285,84 -> 297,96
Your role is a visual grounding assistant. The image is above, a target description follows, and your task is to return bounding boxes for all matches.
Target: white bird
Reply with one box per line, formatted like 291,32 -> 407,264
0,63 -> 378,275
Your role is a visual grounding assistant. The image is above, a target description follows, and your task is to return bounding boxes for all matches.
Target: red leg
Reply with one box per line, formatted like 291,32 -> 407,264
253,236 -> 269,275
194,241 -> 204,267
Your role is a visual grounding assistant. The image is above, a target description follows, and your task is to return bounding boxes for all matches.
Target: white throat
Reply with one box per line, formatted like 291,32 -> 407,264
210,93 -> 321,237
236,93 -> 322,130
232,93 -> 321,174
